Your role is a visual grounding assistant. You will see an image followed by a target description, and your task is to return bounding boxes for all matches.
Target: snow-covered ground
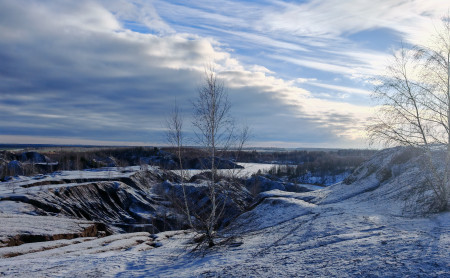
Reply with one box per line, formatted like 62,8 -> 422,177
0,148 -> 449,277
0,163 -> 272,196
0,214 -> 97,248
296,170 -> 352,186
0,166 -> 144,196
0,232 -> 155,260
0,188 -> 448,277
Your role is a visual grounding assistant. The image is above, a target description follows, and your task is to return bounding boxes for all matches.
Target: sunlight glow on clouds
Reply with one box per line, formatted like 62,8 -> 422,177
0,0 -> 447,148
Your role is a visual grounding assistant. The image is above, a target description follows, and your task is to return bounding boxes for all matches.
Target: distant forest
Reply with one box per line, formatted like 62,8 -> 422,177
1,146 -> 376,183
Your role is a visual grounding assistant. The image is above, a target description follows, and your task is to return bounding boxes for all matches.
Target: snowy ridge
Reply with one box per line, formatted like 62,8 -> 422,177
0,213 -> 107,248
0,167 -> 186,234
0,232 -> 155,260
313,147 -> 448,215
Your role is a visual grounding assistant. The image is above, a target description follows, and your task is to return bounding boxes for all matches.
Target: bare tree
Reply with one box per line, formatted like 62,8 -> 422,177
192,65 -> 236,247
367,45 -> 432,147
225,125 -> 251,181
367,16 -> 450,211
164,66 -> 250,248
165,103 -> 193,228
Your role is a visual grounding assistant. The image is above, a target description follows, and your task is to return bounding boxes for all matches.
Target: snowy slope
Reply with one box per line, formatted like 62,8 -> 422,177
1,189 -> 448,277
312,146 -> 449,215
0,166 -> 189,234
0,163 -> 286,235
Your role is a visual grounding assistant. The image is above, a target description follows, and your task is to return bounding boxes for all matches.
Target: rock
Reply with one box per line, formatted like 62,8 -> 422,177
154,176 -> 253,229
246,175 -> 285,194
0,166 -> 252,237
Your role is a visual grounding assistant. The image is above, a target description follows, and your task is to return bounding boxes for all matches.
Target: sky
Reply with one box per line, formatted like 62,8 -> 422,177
0,0 -> 446,148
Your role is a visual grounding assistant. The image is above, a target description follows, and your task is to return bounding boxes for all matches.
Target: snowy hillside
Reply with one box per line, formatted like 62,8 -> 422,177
0,147 -> 449,277
0,163 -> 266,246
0,166 -> 184,234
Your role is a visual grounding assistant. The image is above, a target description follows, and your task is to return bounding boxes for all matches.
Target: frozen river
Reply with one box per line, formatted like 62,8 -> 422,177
172,162 -> 276,179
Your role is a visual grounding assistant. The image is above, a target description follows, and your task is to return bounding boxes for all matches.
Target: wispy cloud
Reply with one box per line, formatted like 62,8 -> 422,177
260,0 -> 443,39
199,27 -> 309,52
0,0 -> 446,148
270,55 -> 359,76
308,82 -> 372,96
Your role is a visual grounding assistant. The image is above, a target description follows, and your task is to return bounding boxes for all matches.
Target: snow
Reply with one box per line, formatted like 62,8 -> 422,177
0,214 -> 93,238
2,232 -> 154,260
172,162 -> 276,179
0,201 -> 36,215
0,166 -> 145,195
297,183 -> 324,191
237,163 -> 277,176
0,163 -> 274,197
0,148 -> 448,277
0,163 -> 318,199
0,237 -> 96,258
297,170 -> 352,186
0,213 -> 96,248
1,190 -> 448,277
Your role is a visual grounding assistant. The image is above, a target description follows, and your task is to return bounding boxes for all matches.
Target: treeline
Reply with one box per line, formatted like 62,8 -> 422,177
227,149 -> 374,164
250,149 -> 377,185
1,146 -> 376,183
46,146 -> 162,169
0,147 -> 163,180
230,149 -> 376,164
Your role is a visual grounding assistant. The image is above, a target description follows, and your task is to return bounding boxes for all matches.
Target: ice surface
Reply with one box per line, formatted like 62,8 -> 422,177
171,162 -> 276,179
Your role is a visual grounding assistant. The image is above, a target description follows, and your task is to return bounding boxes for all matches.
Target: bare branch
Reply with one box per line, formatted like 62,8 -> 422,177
367,16 -> 450,210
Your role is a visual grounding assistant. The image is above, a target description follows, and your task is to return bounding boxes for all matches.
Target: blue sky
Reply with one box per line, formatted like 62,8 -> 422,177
0,0 -> 445,148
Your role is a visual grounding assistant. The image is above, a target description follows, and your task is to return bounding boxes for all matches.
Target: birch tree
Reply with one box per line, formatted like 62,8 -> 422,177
192,66 -> 235,247
165,65 -> 250,247
166,103 -> 194,229
368,16 -> 450,211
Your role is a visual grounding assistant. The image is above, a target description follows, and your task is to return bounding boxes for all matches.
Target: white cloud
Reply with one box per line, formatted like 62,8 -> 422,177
205,27 -> 309,52
270,47 -> 393,81
100,0 -> 175,34
260,0 -> 444,39
0,0 -> 391,147
219,68 -> 373,141
294,78 -> 317,84
269,55 -> 360,76
308,82 -> 372,96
